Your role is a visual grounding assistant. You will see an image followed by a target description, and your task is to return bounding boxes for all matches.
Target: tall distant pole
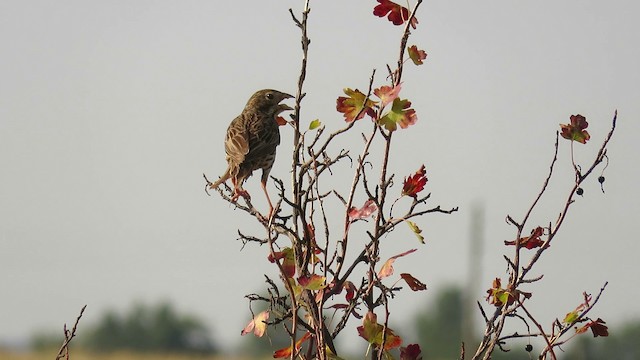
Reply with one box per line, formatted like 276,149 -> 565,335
463,202 -> 485,347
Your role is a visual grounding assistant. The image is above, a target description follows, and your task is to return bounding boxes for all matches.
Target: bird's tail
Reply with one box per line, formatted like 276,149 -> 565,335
209,169 -> 230,189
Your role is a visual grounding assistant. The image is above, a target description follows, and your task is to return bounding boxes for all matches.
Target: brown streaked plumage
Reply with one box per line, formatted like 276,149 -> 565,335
210,89 -> 293,217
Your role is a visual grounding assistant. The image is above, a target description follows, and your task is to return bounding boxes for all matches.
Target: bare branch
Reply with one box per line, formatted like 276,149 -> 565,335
55,305 -> 87,360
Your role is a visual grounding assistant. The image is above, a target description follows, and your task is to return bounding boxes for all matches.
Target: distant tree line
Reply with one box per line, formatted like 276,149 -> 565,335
32,301 -> 216,354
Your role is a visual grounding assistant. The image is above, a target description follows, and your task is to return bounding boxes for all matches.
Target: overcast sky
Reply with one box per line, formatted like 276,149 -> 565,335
1,0 -> 639,354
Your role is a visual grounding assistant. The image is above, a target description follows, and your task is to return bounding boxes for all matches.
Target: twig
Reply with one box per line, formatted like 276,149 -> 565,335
55,305 -> 87,360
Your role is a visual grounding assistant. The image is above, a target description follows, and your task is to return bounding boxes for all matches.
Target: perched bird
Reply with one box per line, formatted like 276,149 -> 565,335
210,89 -> 294,217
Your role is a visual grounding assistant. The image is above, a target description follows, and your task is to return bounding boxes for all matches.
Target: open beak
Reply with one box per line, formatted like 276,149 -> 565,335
278,92 -> 294,111
278,103 -> 294,111
276,94 -> 294,126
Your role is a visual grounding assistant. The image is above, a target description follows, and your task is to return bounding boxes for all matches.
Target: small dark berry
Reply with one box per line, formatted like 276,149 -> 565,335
525,344 -> 533,352
598,176 -> 605,184
577,187 -> 584,196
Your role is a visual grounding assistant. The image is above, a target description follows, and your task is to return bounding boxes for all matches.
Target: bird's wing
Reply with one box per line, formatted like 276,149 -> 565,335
240,111 -> 280,164
225,115 -> 250,167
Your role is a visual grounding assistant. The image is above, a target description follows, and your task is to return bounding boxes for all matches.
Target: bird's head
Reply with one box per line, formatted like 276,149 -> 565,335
245,89 -> 294,116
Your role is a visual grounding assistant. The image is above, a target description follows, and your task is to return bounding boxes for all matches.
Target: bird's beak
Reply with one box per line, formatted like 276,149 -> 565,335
279,103 -> 294,111
279,92 -> 294,111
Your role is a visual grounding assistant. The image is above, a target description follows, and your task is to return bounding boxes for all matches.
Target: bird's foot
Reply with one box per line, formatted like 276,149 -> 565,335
231,188 -> 251,203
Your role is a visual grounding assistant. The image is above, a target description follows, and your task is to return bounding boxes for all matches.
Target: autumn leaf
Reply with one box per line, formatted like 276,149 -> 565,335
241,310 -> 269,337
306,223 -> 323,255
588,318 -> 609,337
336,88 -> 377,122
344,280 -> 356,301
486,278 -> 531,307
268,247 -> 296,278
276,116 -> 288,126
297,274 -> 327,290
357,312 -> 380,344
575,318 -> 609,337
504,226 -> 547,250
374,83 -> 402,108
378,249 -> 417,279
406,220 -> 424,244
560,114 -> 591,144
400,273 -> 427,291
309,119 -> 322,130
486,278 -> 512,307
408,45 -> 427,65
400,344 -> 423,360
373,0 -> 418,29
357,312 -> 403,350
348,199 -> 378,221
402,165 -> 427,198
379,98 -> 417,131
273,332 -> 312,358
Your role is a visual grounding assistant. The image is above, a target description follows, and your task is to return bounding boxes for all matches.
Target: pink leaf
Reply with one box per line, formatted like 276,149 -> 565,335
241,310 -> 269,337
378,249 -> 417,278
348,199 -> 378,221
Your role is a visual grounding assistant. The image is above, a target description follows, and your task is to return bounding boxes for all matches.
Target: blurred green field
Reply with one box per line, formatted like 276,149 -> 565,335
0,351 -> 264,360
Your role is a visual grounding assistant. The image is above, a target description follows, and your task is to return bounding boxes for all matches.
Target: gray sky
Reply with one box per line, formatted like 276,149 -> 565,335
1,0 -> 639,353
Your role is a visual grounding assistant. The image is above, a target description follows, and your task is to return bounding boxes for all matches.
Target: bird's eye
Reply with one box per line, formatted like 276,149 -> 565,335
265,93 -> 274,100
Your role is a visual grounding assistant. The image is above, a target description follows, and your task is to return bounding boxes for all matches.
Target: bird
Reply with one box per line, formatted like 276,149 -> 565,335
209,89 -> 294,218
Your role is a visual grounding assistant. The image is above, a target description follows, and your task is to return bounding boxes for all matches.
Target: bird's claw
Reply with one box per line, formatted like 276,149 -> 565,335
231,188 -> 251,203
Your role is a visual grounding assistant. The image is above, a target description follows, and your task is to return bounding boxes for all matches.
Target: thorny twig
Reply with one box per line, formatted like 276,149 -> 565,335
473,112 -> 617,360
55,305 -> 87,360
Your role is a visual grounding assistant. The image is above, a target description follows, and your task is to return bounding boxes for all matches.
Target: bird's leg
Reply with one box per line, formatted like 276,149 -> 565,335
261,179 -> 274,219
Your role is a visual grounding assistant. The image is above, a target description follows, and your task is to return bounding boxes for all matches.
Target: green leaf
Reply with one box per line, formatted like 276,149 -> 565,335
406,220 -> 425,244
378,98 -> 417,131
309,119 -> 322,130
297,274 -> 327,290
497,292 -> 510,306
563,310 -> 579,324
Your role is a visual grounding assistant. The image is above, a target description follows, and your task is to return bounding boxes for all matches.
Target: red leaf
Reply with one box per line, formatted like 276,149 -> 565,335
344,280 -> 356,301
373,0 -> 418,28
336,88 -> 377,122
241,310 -> 269,337
504,226 -> 548,250
276,116 -> 288,126
408,45 -> 427,65
402,165 -> 427,198
272,332 -> 312,358
268,248 -> 296,278
374,83 -> 402,108
400,273 -> 427,291
589,318 -> 609,337
348,199 -> 378,221
400,344 -> 423,360
378,249 -> 417,279
306,223 -> 323,254
560,114 -> 591,144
